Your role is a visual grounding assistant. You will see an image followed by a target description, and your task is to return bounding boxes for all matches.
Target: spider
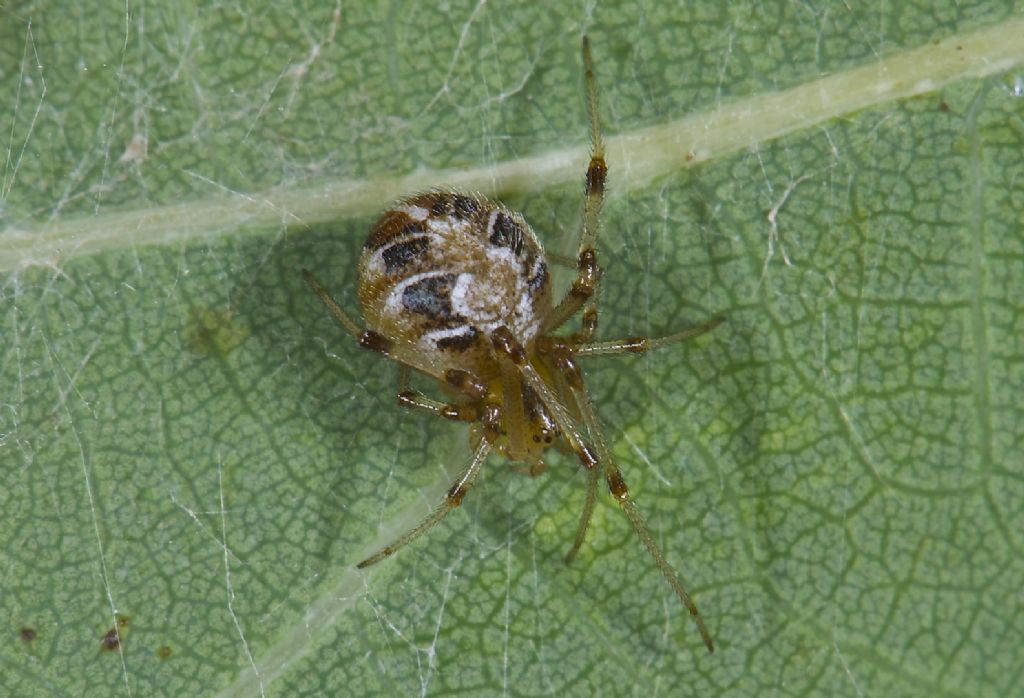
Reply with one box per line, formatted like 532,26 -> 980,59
303,36 -> 722,653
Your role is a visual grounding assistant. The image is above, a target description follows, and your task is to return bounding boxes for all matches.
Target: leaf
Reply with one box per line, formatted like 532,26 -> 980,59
2,2 -> 1023,696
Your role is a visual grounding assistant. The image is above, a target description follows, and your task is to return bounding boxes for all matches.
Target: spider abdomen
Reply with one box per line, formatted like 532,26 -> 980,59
358,191 -> 551,374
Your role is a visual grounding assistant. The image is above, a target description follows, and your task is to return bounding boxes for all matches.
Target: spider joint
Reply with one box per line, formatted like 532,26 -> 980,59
586,156 -> 608,196
575,442 -> 599,470
607,471 -> 629,500
359,330 -> 392,354
552,346 -> 584,390
442,404 -> 479,422
446,483 -> 467,505
481,404 -> 502,441
444,369 -> 488,400
571,249 -> 602,298
490,326 -> 527,365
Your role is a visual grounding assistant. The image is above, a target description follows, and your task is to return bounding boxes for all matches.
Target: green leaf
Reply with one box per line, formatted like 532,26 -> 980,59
2,2 -> 1023,696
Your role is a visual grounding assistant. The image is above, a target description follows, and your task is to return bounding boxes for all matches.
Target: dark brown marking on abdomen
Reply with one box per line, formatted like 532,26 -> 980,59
435,327 -> 480,352
451,194 -> 480,219
402,273 -> 458,321
526,260 -> 547,294
365,211 -> 420,251
382,236 -> 429,273
489,211 -> 525,255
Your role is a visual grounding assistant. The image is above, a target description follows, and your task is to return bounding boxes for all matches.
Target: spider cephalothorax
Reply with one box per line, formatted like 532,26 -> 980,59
304,37 -> 722,652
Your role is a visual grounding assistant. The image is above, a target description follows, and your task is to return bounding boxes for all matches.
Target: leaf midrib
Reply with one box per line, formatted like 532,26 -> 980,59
5,18 -> 1022,276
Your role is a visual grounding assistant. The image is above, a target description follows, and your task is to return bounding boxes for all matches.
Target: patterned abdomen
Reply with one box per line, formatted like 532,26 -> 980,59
358,191 -> 551,375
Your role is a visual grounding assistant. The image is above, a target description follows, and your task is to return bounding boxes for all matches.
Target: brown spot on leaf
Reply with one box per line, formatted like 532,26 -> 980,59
100,615 -> 131,651
182,307 -> 250,357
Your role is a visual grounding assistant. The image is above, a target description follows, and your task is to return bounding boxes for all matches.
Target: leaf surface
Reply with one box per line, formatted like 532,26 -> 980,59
2,2 -> 1023,696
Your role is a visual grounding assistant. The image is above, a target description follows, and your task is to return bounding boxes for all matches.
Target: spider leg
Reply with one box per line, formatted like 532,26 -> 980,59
494,330 -> 603,565
493,327 -> 603,505
566,361 -> 715,653
578,35 -> 605,257
602,462 -> 715,653
523,332 -> 715,653
492,329 -> 598,472
565,444 -> 601,564
568,306 -> 599,344
356,436 -> 493,568
302,268 -> 363,339
540,350 -> 600,560
303,269 -> 451,380
393,365 -> 483,422
543,36 -> 607,334
573,315 -> 725,357
547,250 -> 578,269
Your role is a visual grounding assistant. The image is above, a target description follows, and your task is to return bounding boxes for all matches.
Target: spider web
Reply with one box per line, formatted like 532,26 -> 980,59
2,1 -> 1023,696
